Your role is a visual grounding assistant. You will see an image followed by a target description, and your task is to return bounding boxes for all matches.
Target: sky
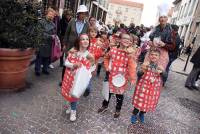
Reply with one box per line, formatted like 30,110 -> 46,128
127,0 -> 174,27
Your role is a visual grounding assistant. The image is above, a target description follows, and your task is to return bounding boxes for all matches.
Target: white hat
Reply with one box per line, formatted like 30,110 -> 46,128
77,5 -> 88,13
158,2 -> 169,17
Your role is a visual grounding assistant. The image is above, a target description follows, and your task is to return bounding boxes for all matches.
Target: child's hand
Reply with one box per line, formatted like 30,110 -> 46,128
157,66 -> 164,73
130,81 -> 135,89
158,41 -> 165,47
73,63 -> 81,69
141,63 -> 148,71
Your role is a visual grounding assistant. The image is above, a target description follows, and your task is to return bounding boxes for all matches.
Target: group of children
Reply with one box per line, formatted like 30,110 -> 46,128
61,26 -> 166,124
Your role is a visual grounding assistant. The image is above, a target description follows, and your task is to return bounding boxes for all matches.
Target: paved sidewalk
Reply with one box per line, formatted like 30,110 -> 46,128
170,55 -> 193,76
0,61 -> 200,134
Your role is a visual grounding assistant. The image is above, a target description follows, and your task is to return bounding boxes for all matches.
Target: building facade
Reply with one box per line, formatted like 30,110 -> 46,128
105,0 -> 143,26
39,0 -> 108,22
187,0 -> 200,50
171,0 -> 198,47
90,0 -> 109,22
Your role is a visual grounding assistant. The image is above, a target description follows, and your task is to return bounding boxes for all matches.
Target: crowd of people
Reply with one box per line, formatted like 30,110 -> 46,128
34,4 -> 199,124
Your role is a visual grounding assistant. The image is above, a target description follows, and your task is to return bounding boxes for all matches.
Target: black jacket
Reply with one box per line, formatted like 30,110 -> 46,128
190,46 -> 200,67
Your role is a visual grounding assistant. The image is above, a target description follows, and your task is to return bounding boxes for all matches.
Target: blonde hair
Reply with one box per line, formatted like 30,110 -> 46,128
46,7 -> 56,15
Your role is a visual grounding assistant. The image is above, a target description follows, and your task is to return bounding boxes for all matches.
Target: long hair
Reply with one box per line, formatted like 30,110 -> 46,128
74,34 -> 90,51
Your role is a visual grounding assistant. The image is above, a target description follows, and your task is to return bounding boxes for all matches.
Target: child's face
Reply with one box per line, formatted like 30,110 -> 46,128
121,34 -> 132,47
79,34 -> 89,48
101,34 -> 107,39
149,51 -> 160,63
89,30 -> 97,38
133,37 -> 138,45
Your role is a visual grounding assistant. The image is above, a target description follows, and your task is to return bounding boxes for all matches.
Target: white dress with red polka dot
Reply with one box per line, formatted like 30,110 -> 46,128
61,51 -> 91,102
108,48 -> 130,95
132,66 -> 162,112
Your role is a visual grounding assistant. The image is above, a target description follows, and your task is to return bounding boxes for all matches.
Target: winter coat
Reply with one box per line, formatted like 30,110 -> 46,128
38,18 -> 56,57
63,18 -> 89,51
190,46 -> 200,68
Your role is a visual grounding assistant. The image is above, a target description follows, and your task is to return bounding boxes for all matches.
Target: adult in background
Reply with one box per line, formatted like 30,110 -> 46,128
185,46 -> 200,90
89,16 -> 97,27
164,24 -> 181,83
63,5 -> 89,52
35,7 -> 56,76
59,9 -> 73,67
145,4 -> 175,86
49,7 -> 61,69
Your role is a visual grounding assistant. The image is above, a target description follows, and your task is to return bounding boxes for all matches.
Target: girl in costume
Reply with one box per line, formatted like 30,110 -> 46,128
131,48 -> 166,124
98,33 -> 137,118
61,34 -> 94,121
96,29 -> 109,77
83,26 -> 104,97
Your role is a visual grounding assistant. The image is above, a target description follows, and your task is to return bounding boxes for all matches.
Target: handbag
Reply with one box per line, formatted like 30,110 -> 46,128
102,81 -> 109,101
70,66 -> 92,98
51,35 -> 62,62
102,72 -> 110,101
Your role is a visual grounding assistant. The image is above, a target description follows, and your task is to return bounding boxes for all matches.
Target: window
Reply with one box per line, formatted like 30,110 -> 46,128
124,16 -> 127,21
178,6 -> 183,19
110,5 -> 114,10
180,4 -> 186,18
131,18 -> 134,22
189,0 -> 196,16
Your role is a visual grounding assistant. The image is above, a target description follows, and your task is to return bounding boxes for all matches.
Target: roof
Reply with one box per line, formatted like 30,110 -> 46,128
110,0 -> 144,9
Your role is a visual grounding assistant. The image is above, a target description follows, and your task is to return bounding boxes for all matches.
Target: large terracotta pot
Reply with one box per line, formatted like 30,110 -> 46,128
0,48 -> 34,91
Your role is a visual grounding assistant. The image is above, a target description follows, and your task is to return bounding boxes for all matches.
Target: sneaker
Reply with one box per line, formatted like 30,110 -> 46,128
70,110 -> 76,121
192,85 -> 199,90
131,115 -> 137,124
114,111 -> 120,118
185,85 -> 193,90
66,108 -> 71,114
49,64 -> 54,69
139,112 -> 145,123
97,106 -> 108,113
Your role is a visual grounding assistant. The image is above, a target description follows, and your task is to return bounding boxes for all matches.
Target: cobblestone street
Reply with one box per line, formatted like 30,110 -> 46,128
0,60 -> 200,134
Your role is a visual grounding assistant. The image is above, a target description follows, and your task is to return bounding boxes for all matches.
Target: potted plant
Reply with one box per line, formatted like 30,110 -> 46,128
0,0 -> 43,91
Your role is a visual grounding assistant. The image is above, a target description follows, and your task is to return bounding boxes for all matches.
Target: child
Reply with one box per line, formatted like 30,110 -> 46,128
98,33 -> 136,118
61,34 -> 94,121
131,48 -> 165,124
96,29 -> 109,77
83,26 -> 104,97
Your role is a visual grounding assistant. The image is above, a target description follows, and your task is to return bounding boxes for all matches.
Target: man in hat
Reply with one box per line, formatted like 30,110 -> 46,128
63,5 -> 89,52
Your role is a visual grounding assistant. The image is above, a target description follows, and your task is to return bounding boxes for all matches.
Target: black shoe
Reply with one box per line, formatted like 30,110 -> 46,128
97,106 -> 108,113
185,85 -> 193,90
59,82 -> 62,87
191,86 -> 199,90
42,70 -> 50,75
83,89 -> 90,97
35,72 -> 40,76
